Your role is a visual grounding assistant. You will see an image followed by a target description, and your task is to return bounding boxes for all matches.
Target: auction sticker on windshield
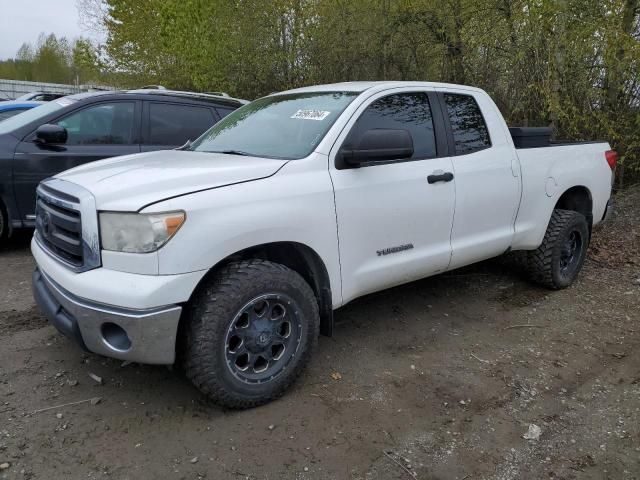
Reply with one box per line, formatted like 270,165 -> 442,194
291,109 -> 331,121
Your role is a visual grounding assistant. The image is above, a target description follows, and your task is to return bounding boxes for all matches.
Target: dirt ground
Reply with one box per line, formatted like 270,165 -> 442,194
1,188 -> 639,480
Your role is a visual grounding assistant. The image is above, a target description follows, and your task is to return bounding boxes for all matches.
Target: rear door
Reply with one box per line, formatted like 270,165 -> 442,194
438,90 -> 521,268
13,100 -> 140,221
141,102 -> 219,152
329,89 -> 456,304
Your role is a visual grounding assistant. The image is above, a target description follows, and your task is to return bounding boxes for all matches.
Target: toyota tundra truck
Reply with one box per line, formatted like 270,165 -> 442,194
31,81 -> 616,408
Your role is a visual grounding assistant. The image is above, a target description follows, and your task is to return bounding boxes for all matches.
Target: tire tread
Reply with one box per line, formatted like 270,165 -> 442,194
525,209 -> 588,289
183,259 -> 319,409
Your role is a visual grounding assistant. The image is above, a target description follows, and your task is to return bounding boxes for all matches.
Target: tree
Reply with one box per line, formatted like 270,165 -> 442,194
72,38 -> 103,83
0,33 -> 111,86
63,0 -> 640,183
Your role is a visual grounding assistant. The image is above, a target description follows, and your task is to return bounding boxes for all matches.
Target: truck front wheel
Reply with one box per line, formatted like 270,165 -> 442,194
183,259 -> 319,409
526,209 -> 590,289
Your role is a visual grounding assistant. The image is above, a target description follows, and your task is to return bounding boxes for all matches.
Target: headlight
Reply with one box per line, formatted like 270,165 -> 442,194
99,211 -> 186,253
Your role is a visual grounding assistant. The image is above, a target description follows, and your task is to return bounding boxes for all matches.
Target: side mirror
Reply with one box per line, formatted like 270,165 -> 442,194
339,128 -> 414,168
35,124 -> 67,144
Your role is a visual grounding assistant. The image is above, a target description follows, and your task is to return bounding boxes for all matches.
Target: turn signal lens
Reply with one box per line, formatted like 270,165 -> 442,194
164,214 -> 186,237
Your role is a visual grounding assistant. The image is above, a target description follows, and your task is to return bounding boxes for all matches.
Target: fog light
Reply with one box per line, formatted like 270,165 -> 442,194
101,322 -> 132,351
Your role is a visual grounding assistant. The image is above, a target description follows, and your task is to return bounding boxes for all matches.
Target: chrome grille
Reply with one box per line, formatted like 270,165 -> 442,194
36,194 -> 83,266
35,179 -> 101,272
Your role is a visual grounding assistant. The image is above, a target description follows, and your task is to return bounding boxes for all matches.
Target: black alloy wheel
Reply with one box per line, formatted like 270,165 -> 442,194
225,294 -> 302,384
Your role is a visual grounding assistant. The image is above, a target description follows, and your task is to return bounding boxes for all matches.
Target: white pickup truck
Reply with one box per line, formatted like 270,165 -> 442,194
31,81 -> 615,408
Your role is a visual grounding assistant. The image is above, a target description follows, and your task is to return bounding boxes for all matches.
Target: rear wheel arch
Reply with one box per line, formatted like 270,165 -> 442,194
184,241 -> 333,338
554,186 -> 593,227
525,209 -> 589,289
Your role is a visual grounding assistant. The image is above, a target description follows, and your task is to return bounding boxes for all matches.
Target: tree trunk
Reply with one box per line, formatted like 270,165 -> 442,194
605,0 -> 638,110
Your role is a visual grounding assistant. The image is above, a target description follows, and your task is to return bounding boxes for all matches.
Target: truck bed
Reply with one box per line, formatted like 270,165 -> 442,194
512,140 -> 612,251
509,127 -> 606,149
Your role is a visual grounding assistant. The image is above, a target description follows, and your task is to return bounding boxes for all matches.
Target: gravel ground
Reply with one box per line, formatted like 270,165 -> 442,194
0,187 -> 639,480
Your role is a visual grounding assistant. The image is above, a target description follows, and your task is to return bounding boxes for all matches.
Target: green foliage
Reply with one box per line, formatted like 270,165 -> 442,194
91,0 -> 639,181
0,34 -> 105,85
8,0 -> 640,182
72,38 -> 103,83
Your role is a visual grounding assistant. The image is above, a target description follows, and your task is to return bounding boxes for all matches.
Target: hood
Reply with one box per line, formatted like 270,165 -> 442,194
56,150 -> 287,210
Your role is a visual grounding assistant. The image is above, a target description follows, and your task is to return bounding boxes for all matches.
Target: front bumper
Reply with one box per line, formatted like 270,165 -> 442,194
33,268 -> 182,364
31,237 -> 206,310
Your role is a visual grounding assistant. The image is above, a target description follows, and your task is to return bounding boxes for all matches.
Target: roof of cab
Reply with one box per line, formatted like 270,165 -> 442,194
277,81 -> 485,95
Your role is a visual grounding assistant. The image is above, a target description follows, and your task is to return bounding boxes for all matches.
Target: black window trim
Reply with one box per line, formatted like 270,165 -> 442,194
214,106 -> 235,119
335,90 -> 450,169
143,100 -> 220,146
436,91 -> 492,156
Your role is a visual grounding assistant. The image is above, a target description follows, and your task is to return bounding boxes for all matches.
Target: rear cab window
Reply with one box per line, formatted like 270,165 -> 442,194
442,93 -> 491,155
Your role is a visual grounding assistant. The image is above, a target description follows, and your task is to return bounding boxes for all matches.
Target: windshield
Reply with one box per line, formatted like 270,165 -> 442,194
0,109 -> 29,121
14,93 -> 36,101
191,92 -> 358,159
0,97 -> 76,135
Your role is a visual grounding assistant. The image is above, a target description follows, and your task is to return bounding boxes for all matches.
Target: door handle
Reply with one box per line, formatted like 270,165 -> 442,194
427,172 -> 454,184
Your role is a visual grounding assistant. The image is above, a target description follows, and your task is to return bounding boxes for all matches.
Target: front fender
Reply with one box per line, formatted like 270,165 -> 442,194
146,158 -> 343,308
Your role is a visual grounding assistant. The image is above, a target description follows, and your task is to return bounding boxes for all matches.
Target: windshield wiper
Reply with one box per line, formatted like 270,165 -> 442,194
200,149 -> 285,160
217,149 -> 255,156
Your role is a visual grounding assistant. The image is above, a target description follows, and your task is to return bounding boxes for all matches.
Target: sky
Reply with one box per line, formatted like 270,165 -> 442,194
0,0 -> 84,60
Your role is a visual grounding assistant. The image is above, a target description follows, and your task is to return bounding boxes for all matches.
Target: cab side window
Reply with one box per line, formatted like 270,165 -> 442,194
57,102 -> 136,145
443,94 -> 491,155
346,93 -> 437,160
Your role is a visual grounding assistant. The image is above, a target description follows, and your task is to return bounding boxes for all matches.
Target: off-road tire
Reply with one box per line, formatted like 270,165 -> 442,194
183,259 -> 319,409
525,209 -> 590,289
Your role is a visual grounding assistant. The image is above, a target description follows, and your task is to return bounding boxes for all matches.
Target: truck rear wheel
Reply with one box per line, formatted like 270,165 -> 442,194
526,209 -> 589,289
183,259 -> 319,409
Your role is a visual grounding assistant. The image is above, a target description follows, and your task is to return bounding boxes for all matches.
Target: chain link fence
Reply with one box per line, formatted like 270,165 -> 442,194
0,79 -> 114,100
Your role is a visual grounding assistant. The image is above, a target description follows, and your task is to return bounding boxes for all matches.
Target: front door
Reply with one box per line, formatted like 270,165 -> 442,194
13,101 -> 140,221
330,91 -> 456,304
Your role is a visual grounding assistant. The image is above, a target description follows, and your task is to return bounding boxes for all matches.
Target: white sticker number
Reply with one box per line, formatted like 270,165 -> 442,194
291,109 -> 331,121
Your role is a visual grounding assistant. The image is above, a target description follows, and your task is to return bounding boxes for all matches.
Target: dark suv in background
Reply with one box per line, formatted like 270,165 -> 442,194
0,89 -> 247,241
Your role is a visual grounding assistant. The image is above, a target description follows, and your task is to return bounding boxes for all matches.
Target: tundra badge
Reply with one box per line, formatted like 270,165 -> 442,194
376,244 -> 414,256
